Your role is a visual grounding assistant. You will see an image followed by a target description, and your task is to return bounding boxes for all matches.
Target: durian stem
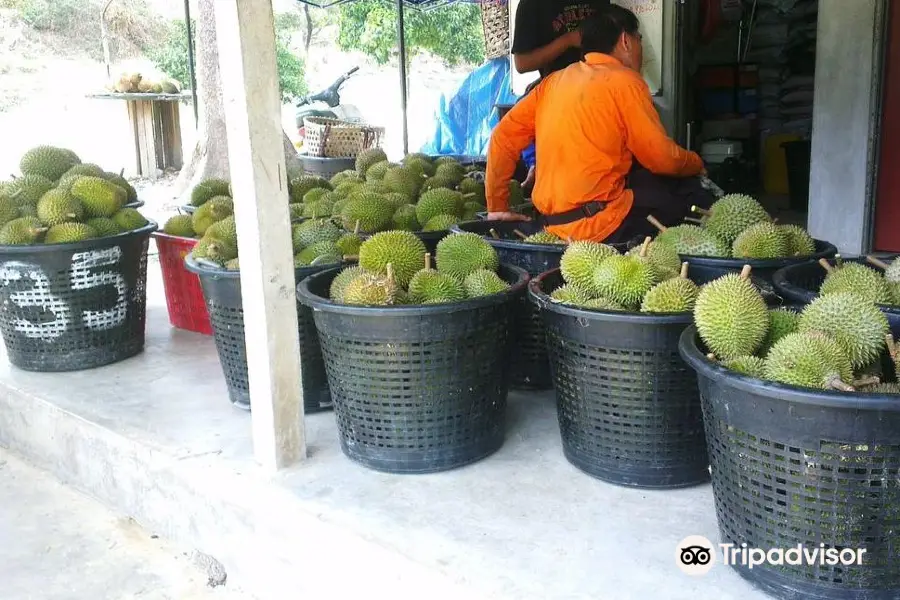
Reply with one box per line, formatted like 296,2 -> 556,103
119,167 -> 125,178
818,258 -> 835,273
835,253 -> 843,268
772,218 -> 780,225
639,236 -> 651,258
344,254 -> 359,262
739,264 -> 753,280
646,214 -> 666,232
706,353 -> 718,362
826,377 -> 856,393
886,334 -> 898,360
513,229 -> 527,239
853,375 -> 881,388
489,228 -> 500,239
424,253 -> 432,270
866,255 -> 890,270
691,205 -> 711,217
354,220 -> 360,235
684,217 -> 704,224
386,262 -> 395,285
680,261 -> 689,279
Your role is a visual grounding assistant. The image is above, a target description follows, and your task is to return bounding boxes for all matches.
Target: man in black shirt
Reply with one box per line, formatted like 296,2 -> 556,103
511,0 -> 611,78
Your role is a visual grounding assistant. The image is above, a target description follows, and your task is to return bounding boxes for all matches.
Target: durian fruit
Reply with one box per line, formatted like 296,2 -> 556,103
403,155 -> 435,177
112,207 -> 149,231
193,235 -> 237,265
508,180 -> 525,207
433,156 -> 459,167
62,163 -> 105,180
302,199 -> 335,219
392,204 -> 420,231
303,188 -> 330,204
329,265 -> 365,301
867,256 -> 900,304
340,194 -> 394,233
693,265 -> 769,360
190,178 -> 231,207
382,192 -> 410,212
422,214 -> 460,231
20,145 -> 80,182
342,263 -> 401,306
44,222 -> 98,244
523,231 -> 565,245
70,176 -> 126,218
459,178 -> 486,202
408,253 -> 466,304
435,162 -> 466,186
464,268 -> 509,297
416,188 -> 463,225
640,262 -> 698,313
289,176 -> 332,203
592,254 -> 657,308
579,297 -> 626,311
36,189 -> 83,226
651,219 -> 729,257
365,160 -> 394,182
330,170 -> 361,187
627,237 -> 681,281
760,307 -> 800,354
731,222 -> 789,259
550,284 -> 592,305
798,291 -> 889,369
860,383 -> 900,394
461,201 -> 482,221
778,224 -> 816,256
288,203 -> 304,220
296,241 -> 341,266
421,175 -> 457,193
10,174 -> 54,205
205,216 -> 237,248
292,218 -> 342,250
333,181 -> 362,198
559,241 -> 619,293
0,217 -> 47,245
763,331 -> 854,391
819,259 -> 893,305
0,194 -> 20,226
691,194 -> 771,246
358,230 -> 427,288
355,148 -> 389,178
722,355 -> 766,378
352,181 -> 392,198
191,196 -> 234,235
88,217 -> 124,237
103,171 -> 138,204
225,258 -> 240,271
335,225 -> 362,256
382,166 -> 423,200
435,232 -> 500,280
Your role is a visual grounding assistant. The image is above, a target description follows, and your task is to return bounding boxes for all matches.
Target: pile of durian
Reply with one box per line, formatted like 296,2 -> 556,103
328,231 -> 510,306
107,70 -> 181,95
549,237 -> 698,313
697,262 -> 900,394
0,145 -> 149,246
648,193 -> 817,259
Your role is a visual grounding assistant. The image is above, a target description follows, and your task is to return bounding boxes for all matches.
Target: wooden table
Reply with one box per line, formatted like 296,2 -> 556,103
88,92 -> 193,179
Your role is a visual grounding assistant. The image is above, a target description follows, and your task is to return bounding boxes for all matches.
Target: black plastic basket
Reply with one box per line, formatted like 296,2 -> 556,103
0,223 -> 157,371
184,257 -> 334,413
296,264 -> 529,474
300,155 -> 355,180
682,239 -> 837,287
529,269 -> 709,488
773,254 -> 900,335
680,326 -> 900,599
529,270 -> 709,489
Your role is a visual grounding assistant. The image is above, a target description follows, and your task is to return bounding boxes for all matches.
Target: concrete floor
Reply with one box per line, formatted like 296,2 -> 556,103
0,258 -> 773,600
0,448 -> 251,600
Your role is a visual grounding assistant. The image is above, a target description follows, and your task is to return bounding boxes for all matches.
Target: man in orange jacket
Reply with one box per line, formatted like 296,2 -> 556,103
486,5 -> 712,244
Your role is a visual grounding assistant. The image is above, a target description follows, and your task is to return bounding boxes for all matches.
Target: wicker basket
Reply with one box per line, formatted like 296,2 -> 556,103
481,0 -> 510,60
303,117 -> 384,159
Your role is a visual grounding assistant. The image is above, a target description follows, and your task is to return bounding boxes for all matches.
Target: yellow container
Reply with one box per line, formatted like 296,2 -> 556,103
763,133 -> 801,195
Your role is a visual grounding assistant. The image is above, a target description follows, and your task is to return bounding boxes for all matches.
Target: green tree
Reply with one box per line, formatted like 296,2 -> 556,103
336,0 -> 485,66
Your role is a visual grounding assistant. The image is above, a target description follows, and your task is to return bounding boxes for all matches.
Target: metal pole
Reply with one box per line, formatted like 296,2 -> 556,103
185,0 -> 199,126
396,0 -> 409,154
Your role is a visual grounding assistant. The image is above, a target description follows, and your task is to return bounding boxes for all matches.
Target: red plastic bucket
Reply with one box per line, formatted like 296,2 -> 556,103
152,232 -> 212,335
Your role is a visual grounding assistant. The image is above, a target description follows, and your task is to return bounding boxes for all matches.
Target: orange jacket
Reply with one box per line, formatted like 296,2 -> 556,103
486,53 -> 704,242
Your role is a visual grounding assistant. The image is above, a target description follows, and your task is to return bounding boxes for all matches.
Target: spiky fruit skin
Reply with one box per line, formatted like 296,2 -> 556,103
62,163 -> 105,180
657,225 -> 729,257
763,332 -> 854,390
330,170 -> 361,188
408,269 -> 466,304
164,215 -> 195,237
798,292 -> 890,369
103,173 -> 138,204
464,269 -> 509,297
191,196 -> 233,235
112,208 -> 148,231
884,258 -> 900,283
289,176 -> 332,203
416,189 -> 463,224
422,214 -> 460,231
694,272 -> 769,360
703,194 -> 772,246
421,175 -> 457,193
89,217 -> 125,237
559,241 -> 619,293
392,205 -> 421,231
20,145 -> 80,181
11,174 -> 54,205
433,156 -> 459,167
340,194 -> 394,233
193,236 -> 238,265
0,195 -> 20,226
205,216 -> 237,246
508,181 -> 525,207
292,218 -> 342,251
333,182 -> 362,198
723,355 -> 766,378
302,199 -> 335,219
462,201 -> 482,221
359,230 -> 427,288
760,308 -> 800,354
862,383 -> 900,394
225,258 -> 240,271
550,284 -> 592,305
523,231 -> 565,245
190,178 -> 230,207
640,277 -> 699,313
0,217 -> 46,245
329,266 -> 365,301
592,255 -> 656,308
404,156 -> 435,178
352,181 -> 392,198
36,189 -> 84,226
303,188 -> 330,204
383,166 -> 423,200
459,177 -> 485,197
70,176 -> 126,218
335,233 -> 362,256
341,272 -> 400,306
355,148 -> 388,177
820,263 -> 893,305
778,224 -> 816,256
382,192 -> 410,211
435,232 -> 499,280
296,241 -> 340,266
44,222 -> 98,244
581,297 -> 626,311
365,160 -> 393,181
288,203 -> 304,220
435,162 -> 465,186
627,241 -> 681,281
731,222 -> 789,259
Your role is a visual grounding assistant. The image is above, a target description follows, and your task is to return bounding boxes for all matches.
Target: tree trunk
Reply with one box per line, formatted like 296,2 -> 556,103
303,4 -> 313,54
173,0 -> 301,201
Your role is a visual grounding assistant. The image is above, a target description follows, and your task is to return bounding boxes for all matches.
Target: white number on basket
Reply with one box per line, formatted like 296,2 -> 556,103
0,261 -> 72,340
71,247 -> 128,331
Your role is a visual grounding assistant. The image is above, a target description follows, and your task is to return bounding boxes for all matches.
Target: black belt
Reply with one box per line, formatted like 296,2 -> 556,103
538,200 -> 608,227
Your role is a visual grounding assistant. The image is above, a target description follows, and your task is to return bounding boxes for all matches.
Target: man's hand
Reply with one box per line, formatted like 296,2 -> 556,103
487,211 -> 532,222
565,29 -> 582,48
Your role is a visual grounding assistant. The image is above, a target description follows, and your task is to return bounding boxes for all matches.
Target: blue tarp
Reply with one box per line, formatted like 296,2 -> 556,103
420,57 -> 520,157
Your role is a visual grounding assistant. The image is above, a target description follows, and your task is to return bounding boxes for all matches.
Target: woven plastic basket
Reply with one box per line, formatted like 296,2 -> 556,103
297,264 -> 530,474
683,239 -> 837,287
152,233 -> 211,335
529,269 -> 709,489
0,223 -> 157,371
184,258 -> 334,413
303,117 -> 384,159
680,326 -> 900,599
481,0 -> 510,60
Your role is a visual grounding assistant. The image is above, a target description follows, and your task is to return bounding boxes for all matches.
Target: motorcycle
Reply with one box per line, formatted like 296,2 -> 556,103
294,66 -> 364,152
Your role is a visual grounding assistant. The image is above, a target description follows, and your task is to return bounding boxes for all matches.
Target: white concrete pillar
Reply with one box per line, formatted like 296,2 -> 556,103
214,0 -> 305,471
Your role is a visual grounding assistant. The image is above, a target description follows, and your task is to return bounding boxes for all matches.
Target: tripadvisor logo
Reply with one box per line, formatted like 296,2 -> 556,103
676,536 -> 867,575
